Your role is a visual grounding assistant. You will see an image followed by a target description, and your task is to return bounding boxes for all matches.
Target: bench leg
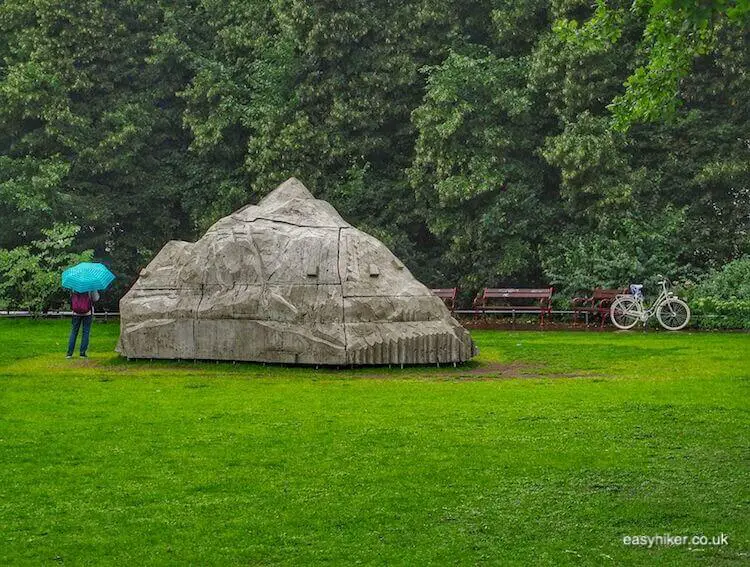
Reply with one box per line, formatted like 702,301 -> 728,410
573,311 -> 586,327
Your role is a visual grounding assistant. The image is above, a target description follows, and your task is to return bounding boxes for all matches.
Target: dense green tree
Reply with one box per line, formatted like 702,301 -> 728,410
164,0 -> 506,281
555,0 -> 750,130
0,223 -> 92,311
0,0 -> 197,299
0,0 -> 747,311
409,0 -> 556,291
533,0 -> 749,295
411,49 -> 554,289
684,256 -> 750,329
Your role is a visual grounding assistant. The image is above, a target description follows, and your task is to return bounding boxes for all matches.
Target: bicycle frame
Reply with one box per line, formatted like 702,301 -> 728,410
611,275 -> 690,331
619,280 -> 674,322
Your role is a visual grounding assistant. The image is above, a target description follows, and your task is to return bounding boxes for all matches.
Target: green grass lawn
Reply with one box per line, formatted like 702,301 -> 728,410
0,319 -> 748,566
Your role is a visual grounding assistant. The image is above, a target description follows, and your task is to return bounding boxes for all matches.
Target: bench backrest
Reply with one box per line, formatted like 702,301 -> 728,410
431,287 -> 458,310
482,288 -> 553,300
591,288 -> 627,300
431,288 -> 457,300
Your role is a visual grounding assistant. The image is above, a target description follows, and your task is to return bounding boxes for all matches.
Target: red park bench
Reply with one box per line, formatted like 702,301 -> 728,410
571,287 -> 628,327
430,288 -> 458,312
473,287 -> 554,326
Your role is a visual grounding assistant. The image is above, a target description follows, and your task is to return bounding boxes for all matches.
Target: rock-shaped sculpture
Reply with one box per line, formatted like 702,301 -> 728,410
117,178 -> 476,365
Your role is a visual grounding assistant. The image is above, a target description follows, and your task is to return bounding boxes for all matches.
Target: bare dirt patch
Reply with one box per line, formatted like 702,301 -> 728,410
351,362 -> 595,381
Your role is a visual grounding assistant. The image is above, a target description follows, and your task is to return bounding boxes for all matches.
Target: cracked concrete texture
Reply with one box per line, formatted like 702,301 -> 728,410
117,178 -> 476,365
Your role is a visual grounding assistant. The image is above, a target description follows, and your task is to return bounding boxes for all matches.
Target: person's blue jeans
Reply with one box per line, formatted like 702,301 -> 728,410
67,315 -> 93,356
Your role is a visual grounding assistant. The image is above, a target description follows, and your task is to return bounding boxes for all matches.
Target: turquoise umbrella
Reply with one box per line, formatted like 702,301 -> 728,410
62,262 -> 115,293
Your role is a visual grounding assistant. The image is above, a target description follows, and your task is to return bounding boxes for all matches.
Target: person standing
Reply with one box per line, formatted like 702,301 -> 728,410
67,290 -> 99,358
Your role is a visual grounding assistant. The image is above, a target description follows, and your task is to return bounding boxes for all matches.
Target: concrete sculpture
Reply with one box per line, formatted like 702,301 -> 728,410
117,178 -> 476,365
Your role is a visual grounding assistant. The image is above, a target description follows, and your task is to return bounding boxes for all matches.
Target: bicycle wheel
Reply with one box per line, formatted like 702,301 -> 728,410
610,296 -> 640,330
656,298 -> 690,331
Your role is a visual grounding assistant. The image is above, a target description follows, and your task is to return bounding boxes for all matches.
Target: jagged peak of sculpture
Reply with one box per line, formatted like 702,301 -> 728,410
118,177 -> 476,365
260,177 -> 314,204
227,177 -> 350,229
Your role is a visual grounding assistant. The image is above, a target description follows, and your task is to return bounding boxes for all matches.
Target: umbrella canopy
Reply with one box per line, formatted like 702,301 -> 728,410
62,262 -> 115,293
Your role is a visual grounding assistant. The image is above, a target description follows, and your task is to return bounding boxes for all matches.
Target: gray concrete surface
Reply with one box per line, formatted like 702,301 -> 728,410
117,178 -> 476,364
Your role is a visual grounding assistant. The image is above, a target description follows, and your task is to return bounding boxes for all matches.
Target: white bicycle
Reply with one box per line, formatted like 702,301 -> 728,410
610,276 -> 691,331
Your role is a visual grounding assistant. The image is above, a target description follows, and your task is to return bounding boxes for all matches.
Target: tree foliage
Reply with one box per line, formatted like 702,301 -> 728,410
683,256 -> 750,329
0,223 -> 92,311
0,0 -> 747,311
554,0 -> 750,130
0,0 -> 197,294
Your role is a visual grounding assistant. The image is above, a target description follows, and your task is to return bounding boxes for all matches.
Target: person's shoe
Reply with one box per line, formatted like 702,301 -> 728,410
80,353 -> 88,358
66,355 -> 73,359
